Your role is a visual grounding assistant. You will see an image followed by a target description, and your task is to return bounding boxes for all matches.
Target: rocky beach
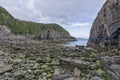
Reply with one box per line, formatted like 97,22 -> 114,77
0,0 -> 120,80
0,34 -> 111,80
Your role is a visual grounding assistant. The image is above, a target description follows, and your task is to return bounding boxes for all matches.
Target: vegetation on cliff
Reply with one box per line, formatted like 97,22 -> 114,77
0,6 -> 68,35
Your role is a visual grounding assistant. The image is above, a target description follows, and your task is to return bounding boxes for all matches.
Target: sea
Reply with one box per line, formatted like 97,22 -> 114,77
64,38 -> 88,47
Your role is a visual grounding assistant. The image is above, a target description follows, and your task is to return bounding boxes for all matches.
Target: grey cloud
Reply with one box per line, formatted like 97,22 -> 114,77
0,0 -> 106,23
0,0 -> 106,37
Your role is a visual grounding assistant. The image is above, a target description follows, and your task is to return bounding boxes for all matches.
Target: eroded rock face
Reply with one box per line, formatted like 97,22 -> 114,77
88,0 -> 120,48
34,28 -> 75,40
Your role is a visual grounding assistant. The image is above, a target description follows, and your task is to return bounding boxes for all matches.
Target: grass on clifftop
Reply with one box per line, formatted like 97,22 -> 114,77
0,6 -> 68,35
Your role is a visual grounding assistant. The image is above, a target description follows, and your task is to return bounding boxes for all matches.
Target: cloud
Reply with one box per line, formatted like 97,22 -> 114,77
61,22 -> 92,38
70,22 -> 90,27
0,0 -> 106,38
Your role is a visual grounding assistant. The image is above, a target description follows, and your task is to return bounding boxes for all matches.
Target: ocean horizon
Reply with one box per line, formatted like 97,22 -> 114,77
64,38 -> 88,46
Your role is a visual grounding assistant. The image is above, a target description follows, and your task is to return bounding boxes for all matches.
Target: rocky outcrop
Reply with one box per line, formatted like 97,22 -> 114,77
88,0 -> 120,48
100,56 -> 120,80
34,28 -> 75,40
0,65 -> 12,75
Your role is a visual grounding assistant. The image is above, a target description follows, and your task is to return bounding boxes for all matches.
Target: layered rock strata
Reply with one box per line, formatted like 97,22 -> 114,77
88,0 -> 120,48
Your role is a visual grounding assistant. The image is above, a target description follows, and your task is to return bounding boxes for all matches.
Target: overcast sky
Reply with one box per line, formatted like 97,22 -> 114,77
0,0 -> 106,38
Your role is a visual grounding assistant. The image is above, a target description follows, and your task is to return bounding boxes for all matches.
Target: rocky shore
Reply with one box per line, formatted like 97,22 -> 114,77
0,34 -> 118,80
0,0 -> 120,80
0,26 -> 119,80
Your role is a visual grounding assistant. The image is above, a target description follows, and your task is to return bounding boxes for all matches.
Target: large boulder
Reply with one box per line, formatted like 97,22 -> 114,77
88,0 -> 120,48
59,58 -> 91,70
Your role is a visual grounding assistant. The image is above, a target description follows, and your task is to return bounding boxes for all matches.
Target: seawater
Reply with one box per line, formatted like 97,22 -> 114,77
65,38 -> 88,47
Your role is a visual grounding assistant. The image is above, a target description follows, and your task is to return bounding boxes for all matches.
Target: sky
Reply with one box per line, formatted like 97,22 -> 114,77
0,0 -> 106,38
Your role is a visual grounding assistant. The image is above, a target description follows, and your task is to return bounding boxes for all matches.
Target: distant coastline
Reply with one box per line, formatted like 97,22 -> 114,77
64,38 -> 88,46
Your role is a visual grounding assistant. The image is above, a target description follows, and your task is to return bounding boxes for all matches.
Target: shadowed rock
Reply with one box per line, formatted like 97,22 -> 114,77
100,56 -> 120,80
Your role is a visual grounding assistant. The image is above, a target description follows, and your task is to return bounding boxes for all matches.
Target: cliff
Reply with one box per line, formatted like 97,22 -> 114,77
0,6 -> 74,40
88,0 -> 120,48
34,28 -> 73,40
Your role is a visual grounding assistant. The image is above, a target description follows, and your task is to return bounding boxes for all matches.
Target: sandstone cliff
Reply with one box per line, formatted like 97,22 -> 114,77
88,0 -> 120,48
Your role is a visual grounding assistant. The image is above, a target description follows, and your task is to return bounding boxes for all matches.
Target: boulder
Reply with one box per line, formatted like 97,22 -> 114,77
59,58 -> 91,70
0,65 -> 12,75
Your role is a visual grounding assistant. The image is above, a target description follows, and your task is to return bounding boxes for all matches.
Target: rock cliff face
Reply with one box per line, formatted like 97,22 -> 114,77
88,0 -> 120,48
0,6 -> 74,40
34,28 -> 74,40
